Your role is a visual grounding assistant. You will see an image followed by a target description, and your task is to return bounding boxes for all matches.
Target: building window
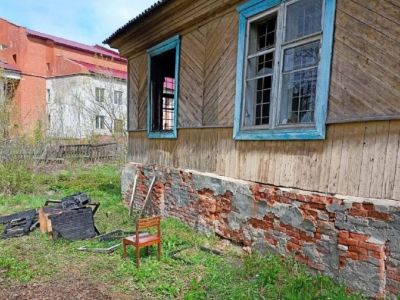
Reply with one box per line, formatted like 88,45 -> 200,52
114,90 -> 123,105
46,89 -> 51,102
95,87 -> 105,102
147,35 -> 180,139
95,115 -> 105,129
234,0 -> 336,140
114,119 -> 124,133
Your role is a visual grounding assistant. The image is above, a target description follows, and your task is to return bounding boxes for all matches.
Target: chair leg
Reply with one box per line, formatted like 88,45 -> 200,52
157,243 -> 161,260
122,241 -> 127,258
136,246 -> 140,268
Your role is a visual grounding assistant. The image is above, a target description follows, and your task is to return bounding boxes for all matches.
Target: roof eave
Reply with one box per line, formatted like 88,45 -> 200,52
103,0 -> 170,46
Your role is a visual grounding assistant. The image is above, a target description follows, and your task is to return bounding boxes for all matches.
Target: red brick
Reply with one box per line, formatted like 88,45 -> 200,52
358,254 -> 369,261
349,208 -> 368,217
387,270 -> 400,282
370,250 -> 385,260
309,203 -> 326,210
349,232 -> 368,241
362,203 -> 374,211
368,210 -> 392,221
339,237 -> 358,246
338,231 -> 349,239
352,246 -> 368,256
346,251 -> 359,260
287,242 -> 301,252
358,241 -> 383,252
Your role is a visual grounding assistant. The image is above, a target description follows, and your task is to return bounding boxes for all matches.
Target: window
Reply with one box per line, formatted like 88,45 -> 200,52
95,115 -> 105,129
46,89 -> 51,103
147,35 -> 180,139
114,119 -> 124,133
114,90 -> 123,105
95,87 -> 105,102
234,0 -> 336,140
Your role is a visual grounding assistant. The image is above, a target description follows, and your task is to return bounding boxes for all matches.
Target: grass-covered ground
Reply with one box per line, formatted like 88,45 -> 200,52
0,164 -> 365,299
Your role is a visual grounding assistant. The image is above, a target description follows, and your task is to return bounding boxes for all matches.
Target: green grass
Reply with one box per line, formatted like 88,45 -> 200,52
0,163 -> 365,299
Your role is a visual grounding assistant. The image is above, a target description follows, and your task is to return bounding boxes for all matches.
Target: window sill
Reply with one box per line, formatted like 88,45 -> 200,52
233,127 -> 325,140
147,130 -> 177,139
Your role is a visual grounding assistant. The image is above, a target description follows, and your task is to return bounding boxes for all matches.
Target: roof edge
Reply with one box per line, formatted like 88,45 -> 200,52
104,0 -> 170,45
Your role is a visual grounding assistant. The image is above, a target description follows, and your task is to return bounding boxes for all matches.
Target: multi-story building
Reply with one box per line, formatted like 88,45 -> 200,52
0,18 -> 127,139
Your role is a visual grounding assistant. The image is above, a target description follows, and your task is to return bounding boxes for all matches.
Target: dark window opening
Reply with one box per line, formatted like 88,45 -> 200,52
150,49 -> 176,132
12,54 -> 17,64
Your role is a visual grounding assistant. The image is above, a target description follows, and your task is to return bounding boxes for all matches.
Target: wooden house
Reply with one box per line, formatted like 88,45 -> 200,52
105,0 -> 400,297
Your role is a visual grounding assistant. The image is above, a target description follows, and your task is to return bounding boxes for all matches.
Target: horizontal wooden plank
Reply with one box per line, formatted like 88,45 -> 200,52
129,121 -> 400,201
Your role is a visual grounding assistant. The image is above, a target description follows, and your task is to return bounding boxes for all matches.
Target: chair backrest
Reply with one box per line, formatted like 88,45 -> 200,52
136,216 -> 161,241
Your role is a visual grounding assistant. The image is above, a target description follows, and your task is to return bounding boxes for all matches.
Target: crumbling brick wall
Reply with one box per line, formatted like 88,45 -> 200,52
122,162 -> 400,299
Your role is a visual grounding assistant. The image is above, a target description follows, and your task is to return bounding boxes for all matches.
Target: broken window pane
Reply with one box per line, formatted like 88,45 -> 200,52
248,14 -> 277,55
285,0 -> 323,42
247,52 -> 274,80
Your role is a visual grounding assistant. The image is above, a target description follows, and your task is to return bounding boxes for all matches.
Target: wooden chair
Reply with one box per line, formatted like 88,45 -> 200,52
122,216 -> 161,267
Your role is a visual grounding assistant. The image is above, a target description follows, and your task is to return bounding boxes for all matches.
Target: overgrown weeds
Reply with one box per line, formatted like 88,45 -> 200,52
0,164 -> 366,299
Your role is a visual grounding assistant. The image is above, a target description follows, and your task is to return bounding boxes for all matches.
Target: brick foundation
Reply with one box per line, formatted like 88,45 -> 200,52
122,162 -> 400,299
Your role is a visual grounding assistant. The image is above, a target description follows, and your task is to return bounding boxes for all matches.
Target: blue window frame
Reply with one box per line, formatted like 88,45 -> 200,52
147,35 -> 180,139
234,0 -> 336,140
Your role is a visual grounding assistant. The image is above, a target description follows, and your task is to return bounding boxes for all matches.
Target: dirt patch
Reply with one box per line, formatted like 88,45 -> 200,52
0,275 -> 132,300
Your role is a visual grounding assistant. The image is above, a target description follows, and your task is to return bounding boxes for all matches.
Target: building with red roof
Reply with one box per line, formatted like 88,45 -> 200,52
0,18 -> 127,138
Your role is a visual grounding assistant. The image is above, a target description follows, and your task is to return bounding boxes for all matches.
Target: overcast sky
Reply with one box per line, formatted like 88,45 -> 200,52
0,0 -> 159,47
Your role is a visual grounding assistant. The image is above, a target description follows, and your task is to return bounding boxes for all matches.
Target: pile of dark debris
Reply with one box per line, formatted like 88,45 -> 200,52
0,192 -> 99,241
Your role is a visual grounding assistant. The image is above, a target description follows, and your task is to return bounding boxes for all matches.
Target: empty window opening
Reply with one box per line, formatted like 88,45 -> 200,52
150,49 -> 176,132
12,54 -> 17,64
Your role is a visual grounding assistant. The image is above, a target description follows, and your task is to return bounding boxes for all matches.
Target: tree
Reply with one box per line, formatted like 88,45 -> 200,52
47,68 -> 127,142
0,67 -> 18,139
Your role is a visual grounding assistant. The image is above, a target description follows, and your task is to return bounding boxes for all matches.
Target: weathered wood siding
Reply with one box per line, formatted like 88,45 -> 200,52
129,121 -> 400,201
127,0 -> 400,130
128,54 -> 147,130
125,0 -> 400,200
328,0 -> 400,123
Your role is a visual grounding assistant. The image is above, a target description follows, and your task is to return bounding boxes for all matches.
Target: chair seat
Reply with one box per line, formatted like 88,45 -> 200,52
123,234 -> 159,246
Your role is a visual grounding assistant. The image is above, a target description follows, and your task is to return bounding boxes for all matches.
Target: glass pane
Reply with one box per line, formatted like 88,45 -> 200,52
248,14 -> 277,55
247,52 -> 274,79
285,0 -> 323,42
283,41 -> 319,72
243,76 -> 272,127
279,68 -> 317,125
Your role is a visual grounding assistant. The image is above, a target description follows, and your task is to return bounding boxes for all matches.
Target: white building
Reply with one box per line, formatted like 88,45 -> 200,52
47,71 -> 127,139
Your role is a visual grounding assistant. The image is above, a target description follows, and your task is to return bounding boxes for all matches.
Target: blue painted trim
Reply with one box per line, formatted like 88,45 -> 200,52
146,35 -> 180,139
237,0 -> 281,17
233,0 -> 336,141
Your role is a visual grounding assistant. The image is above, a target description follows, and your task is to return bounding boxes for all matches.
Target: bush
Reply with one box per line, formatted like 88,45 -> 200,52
0,161 -> 35,195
